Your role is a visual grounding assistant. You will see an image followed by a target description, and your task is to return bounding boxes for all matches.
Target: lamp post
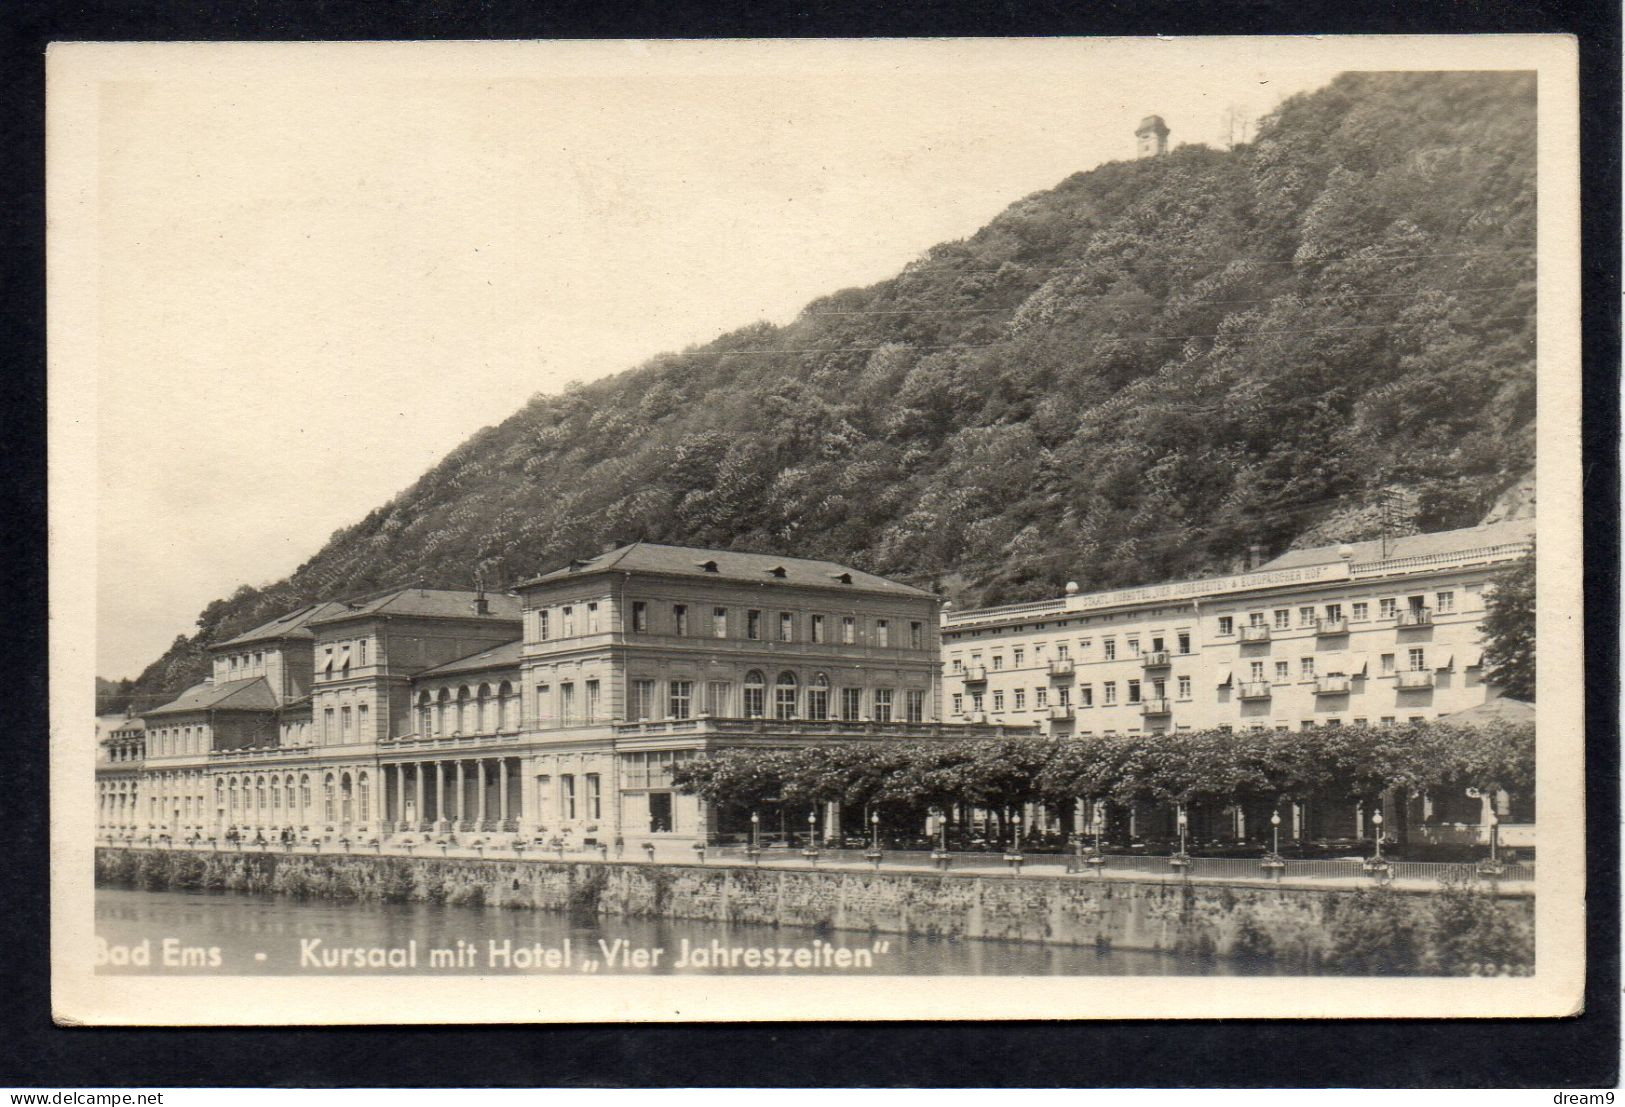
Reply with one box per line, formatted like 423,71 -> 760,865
747,811 -> 761,866
1170,805 -> 1191,870
1004,811 -> 1024,874
1476,809 -> 1506,878
801,810 -> 819,866
864,810 -> 883,870
1261,809 -> 1286,880
1082,799 -> 1107,874
1363,807 -> 1391,879
930,806 -> 951,871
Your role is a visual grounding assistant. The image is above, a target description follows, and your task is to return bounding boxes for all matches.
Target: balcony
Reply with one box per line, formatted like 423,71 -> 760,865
1047,705 -> 1074,721
1396,670 -> 1434,690
1396,608 -> 1433,628
1047,659 -> 1074,678
1240,625 -> 1271,644
960,665 -> 988,683
1140,650 -> 1171,669
1139,698 -> 1172,716
1315,674 -> 1351,695
1237,681 -> 1272,700
1315,616 -> 1349,636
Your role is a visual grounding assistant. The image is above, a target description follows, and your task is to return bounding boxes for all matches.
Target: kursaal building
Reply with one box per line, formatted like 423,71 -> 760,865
98,521 -> 1533,850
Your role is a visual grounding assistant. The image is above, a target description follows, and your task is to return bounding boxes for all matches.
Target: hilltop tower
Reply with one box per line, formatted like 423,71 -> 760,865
1135,114 -> 1170,158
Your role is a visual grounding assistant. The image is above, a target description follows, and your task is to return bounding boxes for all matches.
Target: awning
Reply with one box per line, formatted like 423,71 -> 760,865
1435,651 -> 1454,670
1464,647 -> 1484,668
1215,666 -> 1232,686
1348,653 -> 1370,675
1319,653 -> 1347,675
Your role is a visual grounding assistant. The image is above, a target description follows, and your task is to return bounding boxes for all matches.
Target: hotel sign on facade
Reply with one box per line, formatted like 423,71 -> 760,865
1063,562 -> 1354,613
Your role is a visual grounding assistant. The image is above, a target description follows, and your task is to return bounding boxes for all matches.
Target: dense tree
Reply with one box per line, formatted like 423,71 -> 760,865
1480,553 -> 1535,701
122,72 -> 1536,702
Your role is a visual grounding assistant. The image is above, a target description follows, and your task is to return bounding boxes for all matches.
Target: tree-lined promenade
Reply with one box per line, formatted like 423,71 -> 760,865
673,719 -> 1534,855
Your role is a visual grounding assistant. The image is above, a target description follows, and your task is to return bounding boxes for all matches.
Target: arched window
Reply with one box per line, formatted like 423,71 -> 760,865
808,673 -> 831,721
499,681 -> 517,731
300,774 -> 311,813
255,778 -> 266,811
774,671 -> 799,720
227,777 -> 238,813
476,683 -> 493,733
357,772 -> 370,822
323,774 -> 336,822
340,772 -> 354,824
436,688 -> 451,735
214,778 -> 224,809
417,691 -> 433,736
271,780 -> 281,810
743,671 -> 766,719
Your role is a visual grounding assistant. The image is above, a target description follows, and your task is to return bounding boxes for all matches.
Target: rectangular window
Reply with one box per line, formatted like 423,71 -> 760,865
1248,612 -> 1266,627
1217,616 -> 1234,636
1177,632 -> 1191,654
1380,598 -> 1398,619
746,610 -> 762,640
631,680 -> 655,721
559,682 -> 576,723
743,679 -> 766,719
356,642 -> 366,665
1275,660 -> 1290,682
906,689 -> 925,722
991,654 -> 1004,670
807,682 -> 829,720
911,622 -> 924,650
1056,643 -> 1070,660
706,681 -> 731,717
991,691 -> 1004,713
1352,601 -> 1369,621
1250,660 -> 1265,681
1127,679 -> 1141,704
1035,688 -> 1048,708
1078,684 -> 1092,708
669,680 -> 693,720
1103,638 -> 1117,660
537,610 -> 550,641
840,688 -> 863,721
357,703 -> 369,735
713,607 -> 728,638
1300,657 -> 1315,679
1274,609 -> 1291,629
1127,637 -> 1141,655
584,774 -> 601,820
1381,653 -> 1396,674
1013,688 -> 1026,710
951,692 -> 964,714
585,680 -> 600,722
1381,716 -> 1396,727
1177,675 -> 1191,699
1298,606 -> 1316,627
1409,647 -> 1427,671
876,619 -> 890,647
1436,591 -> 1455,613
1012,647 -> 1025,666
842,616 -> 856,645
648,791 -> 674,834
341,705 -> 353,736
779,612 -> 795,642
323,707 -> 335,743
561,775 -> 576,820
535,684 -> 551,726
586,603 -> 600,633
1057,687 -> 1070,706
1102,682 -> 1117,706
632,601 -> 648,632
673,604 -> 688,635
774,679 -> 797,720
562,606 -> 576,636
811,614 -> 825,643
1325,603 -> 1343,620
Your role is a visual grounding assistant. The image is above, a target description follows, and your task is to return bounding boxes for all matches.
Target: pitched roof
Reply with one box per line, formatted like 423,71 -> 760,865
215,601 -> 352,648
517,542 -> 932,598
1258,519 -> 1535,572
97,714 -> 142,741
145,677 -> 279,718
1443,696 -> 1536,726
306,588 -> 522,627
417,639 -> 523,680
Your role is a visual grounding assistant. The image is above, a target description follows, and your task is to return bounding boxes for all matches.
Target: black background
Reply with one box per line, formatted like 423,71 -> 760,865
1,0 -> 1617,1089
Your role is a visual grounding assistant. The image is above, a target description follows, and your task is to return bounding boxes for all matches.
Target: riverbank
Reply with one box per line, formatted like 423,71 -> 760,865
95,847 -> 1534,973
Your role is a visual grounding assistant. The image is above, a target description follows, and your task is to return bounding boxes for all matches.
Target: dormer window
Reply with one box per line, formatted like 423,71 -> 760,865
696,560 -> 719,573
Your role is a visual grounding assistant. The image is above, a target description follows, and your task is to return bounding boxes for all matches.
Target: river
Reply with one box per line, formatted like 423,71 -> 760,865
95,888 -> 1271,976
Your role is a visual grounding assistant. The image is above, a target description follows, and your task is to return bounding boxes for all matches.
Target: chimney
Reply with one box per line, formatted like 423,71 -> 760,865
1248,544 -> 1267,570
473,570 -> 488,615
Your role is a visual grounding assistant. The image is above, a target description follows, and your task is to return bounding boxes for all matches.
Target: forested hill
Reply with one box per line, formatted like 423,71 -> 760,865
123,71 -> 1536,702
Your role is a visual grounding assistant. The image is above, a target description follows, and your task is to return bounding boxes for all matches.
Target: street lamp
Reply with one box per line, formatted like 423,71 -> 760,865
1081,799 -> 1107,874
864,810 -> 883,870
930,806 -> 951,871
1363,807 -> 1391,879
1004,811 -> 1024,873
1477,809 -> 1506,879
1170,805 -> 1191,870
747,811 -> 761,866
801,810 -> 820,865
1261,809 -> 1286,879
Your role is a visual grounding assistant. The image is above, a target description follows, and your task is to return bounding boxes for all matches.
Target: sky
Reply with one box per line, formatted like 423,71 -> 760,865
90,40 -> 1349,678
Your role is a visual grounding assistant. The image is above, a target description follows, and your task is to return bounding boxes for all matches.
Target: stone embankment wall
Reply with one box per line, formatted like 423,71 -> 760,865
95,848 -> 1534,973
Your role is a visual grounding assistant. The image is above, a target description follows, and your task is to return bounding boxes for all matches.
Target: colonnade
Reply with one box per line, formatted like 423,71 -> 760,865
382,757 -> 522,834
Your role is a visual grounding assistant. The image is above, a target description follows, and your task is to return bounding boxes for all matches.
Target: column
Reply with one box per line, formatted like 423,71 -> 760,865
455,761 -> 466,829
498,758 -> 510,826
413,762 -> 425,829
477,760 -> 488,827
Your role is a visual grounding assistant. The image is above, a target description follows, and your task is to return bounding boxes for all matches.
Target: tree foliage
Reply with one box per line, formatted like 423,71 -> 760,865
1481,553 -> 1535,701
124,73 -> 1537,702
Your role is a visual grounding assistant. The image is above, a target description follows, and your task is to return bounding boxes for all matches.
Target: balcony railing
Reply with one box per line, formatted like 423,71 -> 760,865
1139,698 -> 1172,716
1239,625 -> 1271,643
1140,650 -> 1171,669
1047,704 -> 1074,721
1237,681 -> 1272,700
960,665 -> 988,683
1047,659 -> 1075,678
1396,670 -> 1435,690
1315,675 -> 1352,694
1315,616 -> 1349,636
1396,608 -> 1433,628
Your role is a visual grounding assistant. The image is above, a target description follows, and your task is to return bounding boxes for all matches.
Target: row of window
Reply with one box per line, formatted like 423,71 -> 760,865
147,725 -> 208,758
319,702 -> 371,743
415,685 -> 522,737
539,672 -> 929,724
537,600 -> 926,650
318,638 -> 371,681
953,629 -> 1194,671
535,772 -> 602,821
1216,593 -> 1454,635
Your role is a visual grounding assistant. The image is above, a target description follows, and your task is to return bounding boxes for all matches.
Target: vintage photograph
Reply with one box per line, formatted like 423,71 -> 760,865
49,36 -> 1584,1024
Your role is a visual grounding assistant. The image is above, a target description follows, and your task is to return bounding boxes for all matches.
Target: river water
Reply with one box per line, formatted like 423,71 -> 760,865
95,888 -> 1269,976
